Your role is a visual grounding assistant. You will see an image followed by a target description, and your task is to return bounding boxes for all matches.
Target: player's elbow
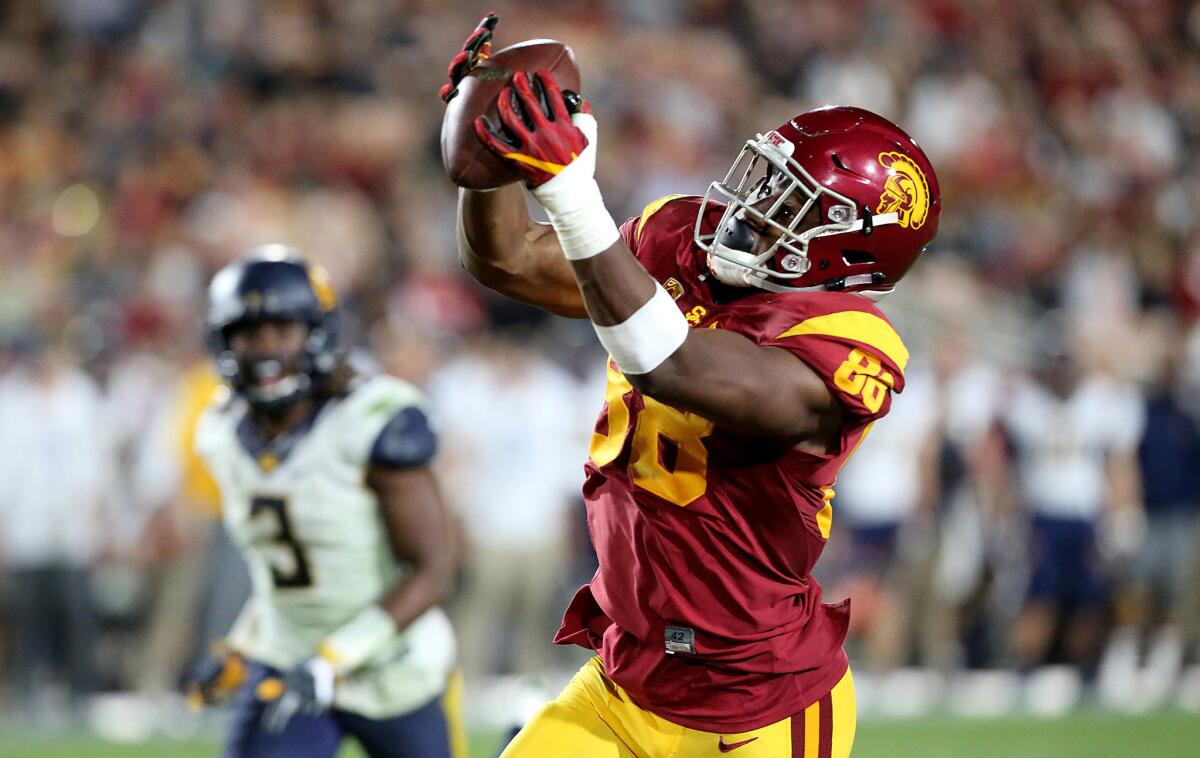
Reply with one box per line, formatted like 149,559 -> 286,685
624,362 -> 678,399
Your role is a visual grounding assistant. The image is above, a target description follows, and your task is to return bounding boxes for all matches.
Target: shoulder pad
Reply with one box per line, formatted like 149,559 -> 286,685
635,194 -> 689,244
351,375 -> 425,420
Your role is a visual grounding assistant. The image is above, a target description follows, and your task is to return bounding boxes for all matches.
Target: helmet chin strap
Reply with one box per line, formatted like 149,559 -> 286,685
707,242 -> 824,293
706,243 -> 768,288
705,242 -> 895,297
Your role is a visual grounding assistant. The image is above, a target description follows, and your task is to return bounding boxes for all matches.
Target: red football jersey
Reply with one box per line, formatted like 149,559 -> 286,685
553,196 -> 911,733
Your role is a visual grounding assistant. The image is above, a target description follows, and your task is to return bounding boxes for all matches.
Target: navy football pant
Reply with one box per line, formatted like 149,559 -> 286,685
225,661 -> 457,758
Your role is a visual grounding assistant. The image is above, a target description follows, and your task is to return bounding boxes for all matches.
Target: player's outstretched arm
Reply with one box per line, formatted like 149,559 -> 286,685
479,70 -> 842,447
440,13 -> 586,318
457,186 -> 587,318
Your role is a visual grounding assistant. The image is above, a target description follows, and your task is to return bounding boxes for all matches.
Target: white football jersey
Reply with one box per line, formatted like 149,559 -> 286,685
1005,374 -> 1145,521
196,374 -> 456,718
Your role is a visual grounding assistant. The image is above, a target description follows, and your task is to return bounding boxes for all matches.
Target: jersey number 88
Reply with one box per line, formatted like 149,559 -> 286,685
590,364 -> 714,507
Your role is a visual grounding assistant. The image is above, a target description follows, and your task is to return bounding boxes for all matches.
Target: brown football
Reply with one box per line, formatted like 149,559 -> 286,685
441,39 -> 580,190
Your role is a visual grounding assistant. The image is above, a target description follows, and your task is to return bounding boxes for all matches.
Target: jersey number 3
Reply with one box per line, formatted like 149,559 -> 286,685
250,497 -> 314,589
589,364 -> 714,506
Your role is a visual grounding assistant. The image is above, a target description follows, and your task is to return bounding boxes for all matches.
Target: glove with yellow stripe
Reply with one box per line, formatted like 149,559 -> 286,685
258,605 -> 397,733
474,69 -> 592,188
185,642 -> 249,708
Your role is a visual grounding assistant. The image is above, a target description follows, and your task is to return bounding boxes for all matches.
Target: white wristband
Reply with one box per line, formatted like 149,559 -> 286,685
318,605 -> 397,674
594,282 -> 689,375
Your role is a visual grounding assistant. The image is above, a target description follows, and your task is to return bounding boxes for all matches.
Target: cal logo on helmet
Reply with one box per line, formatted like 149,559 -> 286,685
876,151 -> 930,230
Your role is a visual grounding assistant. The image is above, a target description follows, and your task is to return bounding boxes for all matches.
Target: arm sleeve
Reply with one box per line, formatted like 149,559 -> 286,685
341,377 -> 433,467
369,406 -> 438,469
618,215 -> 641,254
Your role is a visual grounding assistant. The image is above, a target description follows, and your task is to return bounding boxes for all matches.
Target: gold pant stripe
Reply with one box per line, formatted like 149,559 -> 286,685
441,670 -> 469,758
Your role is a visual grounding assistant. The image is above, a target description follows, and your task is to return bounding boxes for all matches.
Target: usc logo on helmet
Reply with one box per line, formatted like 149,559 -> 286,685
876,152 -> 930,230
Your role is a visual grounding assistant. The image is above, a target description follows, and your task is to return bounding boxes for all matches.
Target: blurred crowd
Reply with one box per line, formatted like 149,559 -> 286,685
1,0 -> 1199,729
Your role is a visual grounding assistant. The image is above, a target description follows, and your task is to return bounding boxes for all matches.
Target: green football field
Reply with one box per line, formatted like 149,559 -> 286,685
3,711 -> 1198,758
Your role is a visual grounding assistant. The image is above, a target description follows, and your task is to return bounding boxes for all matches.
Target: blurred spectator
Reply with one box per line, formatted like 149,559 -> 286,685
1100,311 -> 1200,709
0,337 -> 113,721
429,332 -> 588,681
1000,314 -> 1145,674
824,366 -> 940,672
131,358 -> 250,698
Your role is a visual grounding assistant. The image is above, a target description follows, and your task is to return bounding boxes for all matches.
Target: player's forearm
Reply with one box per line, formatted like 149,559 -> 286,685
315,559 -> 452,675
635,329 -> 837,440
377,556 -> 456,630
458,187 -> 588,317
457,185 -> 532,276
568,246 -> 658,325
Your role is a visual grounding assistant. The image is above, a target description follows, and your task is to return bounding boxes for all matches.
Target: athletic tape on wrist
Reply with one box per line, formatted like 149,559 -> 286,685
531,113 -> 620,260
317,605 -> 397,674
594,282 -> 690,375
546,199 -> 621,260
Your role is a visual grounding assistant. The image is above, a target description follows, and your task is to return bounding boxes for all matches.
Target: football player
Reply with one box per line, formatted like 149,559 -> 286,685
441,15 -> 940,758
187,246 -> 466,758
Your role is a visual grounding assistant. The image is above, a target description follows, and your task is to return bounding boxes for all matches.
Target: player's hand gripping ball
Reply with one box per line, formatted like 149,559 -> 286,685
440,13 -> 582,189
437,12 -> 499,105
475,69 -> 591,188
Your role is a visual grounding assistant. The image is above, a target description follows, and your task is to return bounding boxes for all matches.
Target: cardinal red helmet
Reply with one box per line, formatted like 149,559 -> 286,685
695,105 -> 940,296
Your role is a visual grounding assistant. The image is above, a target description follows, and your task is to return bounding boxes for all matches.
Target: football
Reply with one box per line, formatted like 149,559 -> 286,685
441,39 -> 581,190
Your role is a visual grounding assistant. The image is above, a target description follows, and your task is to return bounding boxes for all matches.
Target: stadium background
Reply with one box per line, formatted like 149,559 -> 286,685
1,0 -> 1200,755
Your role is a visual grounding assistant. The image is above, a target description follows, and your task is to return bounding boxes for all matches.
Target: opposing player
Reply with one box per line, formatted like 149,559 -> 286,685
187,247 -> 465,758
442,16 -> 940,757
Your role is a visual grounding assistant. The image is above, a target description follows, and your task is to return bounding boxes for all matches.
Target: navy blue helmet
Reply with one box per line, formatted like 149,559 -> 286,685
207,245 -> 342,412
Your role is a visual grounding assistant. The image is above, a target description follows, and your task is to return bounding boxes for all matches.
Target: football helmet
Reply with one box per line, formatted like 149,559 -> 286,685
207,246 -> 341,413
695,106 -> 940,296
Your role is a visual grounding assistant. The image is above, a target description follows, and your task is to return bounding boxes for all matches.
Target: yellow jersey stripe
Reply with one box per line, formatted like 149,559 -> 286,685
817,487 -> 835,539
776,311 -> 909,371
636,194 -> 687,243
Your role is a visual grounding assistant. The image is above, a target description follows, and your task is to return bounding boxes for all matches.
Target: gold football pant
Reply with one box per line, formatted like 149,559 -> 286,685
501,657 -> 856,758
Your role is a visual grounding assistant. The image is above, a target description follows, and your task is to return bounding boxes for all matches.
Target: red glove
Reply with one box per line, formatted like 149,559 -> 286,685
474,69 -> 591,187
439,12 -> 500,104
